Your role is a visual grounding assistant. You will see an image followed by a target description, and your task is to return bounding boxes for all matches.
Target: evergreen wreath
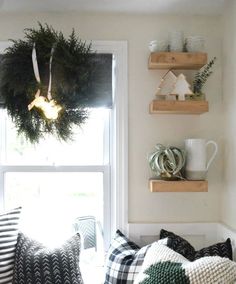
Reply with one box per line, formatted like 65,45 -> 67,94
0,23 -> 95,143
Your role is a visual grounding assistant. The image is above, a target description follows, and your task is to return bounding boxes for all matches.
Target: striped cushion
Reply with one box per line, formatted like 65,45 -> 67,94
0,207 -> 21,284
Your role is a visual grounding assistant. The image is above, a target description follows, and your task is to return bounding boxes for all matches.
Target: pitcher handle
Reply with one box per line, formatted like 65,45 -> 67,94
206,140 -> 218,170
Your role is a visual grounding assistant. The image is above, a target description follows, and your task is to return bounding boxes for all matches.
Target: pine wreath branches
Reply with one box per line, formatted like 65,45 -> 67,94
0,23 -> 94,143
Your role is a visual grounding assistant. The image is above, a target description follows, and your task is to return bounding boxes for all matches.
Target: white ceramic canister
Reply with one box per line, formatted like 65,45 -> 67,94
149,39 -> 168,52
168,31 -> 184,52
186,36 -> 205,52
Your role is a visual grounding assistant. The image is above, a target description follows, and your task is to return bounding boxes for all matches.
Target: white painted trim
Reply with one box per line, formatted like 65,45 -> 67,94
112,41 -> 128,236
0,170 -> 4,210
128,223 -> 218,248
0,165 -> 109,172
91,41 -> 128,238
103,165 -> 111,250
128,222 -> 236,260
0,109 -> 6,209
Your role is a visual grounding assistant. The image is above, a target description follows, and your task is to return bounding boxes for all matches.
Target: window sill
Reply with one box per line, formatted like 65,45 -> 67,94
80,263 -> 105,283
80,248 -> 105,283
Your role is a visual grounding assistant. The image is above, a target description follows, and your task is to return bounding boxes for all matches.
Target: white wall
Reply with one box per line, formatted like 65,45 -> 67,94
0,12 -> 223,224
222,0 -> 236,230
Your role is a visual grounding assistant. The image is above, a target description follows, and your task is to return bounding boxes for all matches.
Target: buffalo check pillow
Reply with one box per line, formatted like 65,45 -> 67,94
104,230 -> 149,284
104,230 -> 166,284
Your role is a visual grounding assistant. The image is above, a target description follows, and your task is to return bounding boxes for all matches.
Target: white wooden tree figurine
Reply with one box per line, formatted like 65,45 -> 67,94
170,73 -> 193,101
156,70 -> 177,101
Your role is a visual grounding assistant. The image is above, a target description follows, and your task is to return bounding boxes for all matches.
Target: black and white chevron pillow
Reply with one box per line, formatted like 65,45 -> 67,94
160,229 -> 233,261
13,232 -> 84,284
0,207 -> 21,284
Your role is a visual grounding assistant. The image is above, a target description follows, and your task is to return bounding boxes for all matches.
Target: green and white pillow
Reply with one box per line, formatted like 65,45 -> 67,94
134,242 -> 236,284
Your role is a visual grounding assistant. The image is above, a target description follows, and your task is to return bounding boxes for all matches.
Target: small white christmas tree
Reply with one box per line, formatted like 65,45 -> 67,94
156,71 -> 177,100
171,73 -> 193,101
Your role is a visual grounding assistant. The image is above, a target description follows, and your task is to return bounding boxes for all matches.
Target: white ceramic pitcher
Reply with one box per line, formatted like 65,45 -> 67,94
184,138 -> 218,180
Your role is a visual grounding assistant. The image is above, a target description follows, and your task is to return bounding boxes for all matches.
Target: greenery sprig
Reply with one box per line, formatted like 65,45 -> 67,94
193,57 -> 216,94
0,23 -> 95,143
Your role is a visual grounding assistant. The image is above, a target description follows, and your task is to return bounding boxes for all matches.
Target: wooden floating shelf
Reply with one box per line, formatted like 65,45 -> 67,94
149,179 -> 208,192
149,100 -> 209,114
148,52 -> 207,70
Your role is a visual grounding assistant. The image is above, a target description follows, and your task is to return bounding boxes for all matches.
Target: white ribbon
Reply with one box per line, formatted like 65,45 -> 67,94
32,43 -> 55,100
28,43 -> 62,120
32,43 -> 41,84
47,45 -> 55,101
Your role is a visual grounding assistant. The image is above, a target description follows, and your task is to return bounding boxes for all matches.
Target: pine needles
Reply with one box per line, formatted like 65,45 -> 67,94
0,23 -> 94,143
193,57 -> 216,94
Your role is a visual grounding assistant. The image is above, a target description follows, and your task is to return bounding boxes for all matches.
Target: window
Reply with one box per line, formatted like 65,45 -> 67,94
1,107 -> 108,248
0,41 -> 128,261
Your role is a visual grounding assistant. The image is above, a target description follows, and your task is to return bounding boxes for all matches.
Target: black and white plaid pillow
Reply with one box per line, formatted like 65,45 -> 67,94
0,207 -> 21,284
104,230 -> 151,284
13,232 -> 83,284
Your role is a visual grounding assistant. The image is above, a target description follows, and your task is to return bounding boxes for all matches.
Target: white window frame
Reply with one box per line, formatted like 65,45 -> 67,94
0,41 -> 128,250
